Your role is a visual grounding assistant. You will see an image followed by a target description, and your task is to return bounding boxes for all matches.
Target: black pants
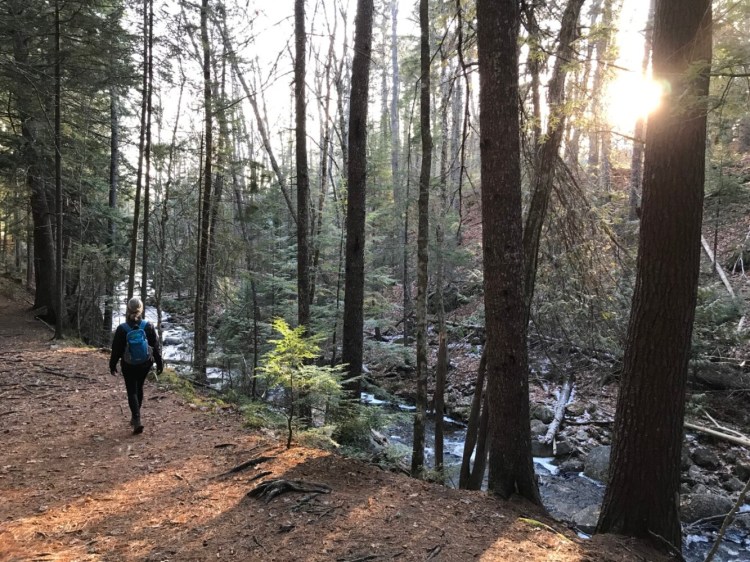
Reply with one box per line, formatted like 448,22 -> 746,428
122,363 -> 150,419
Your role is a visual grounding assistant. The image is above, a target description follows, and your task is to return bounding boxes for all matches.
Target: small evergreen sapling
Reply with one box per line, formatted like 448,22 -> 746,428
260,318 -> 343,448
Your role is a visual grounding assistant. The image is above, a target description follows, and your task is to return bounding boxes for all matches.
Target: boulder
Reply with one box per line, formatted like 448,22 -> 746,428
734,463 -> 750,481
583,445 -> 611,484
530,419 -> 548,438
572,504 -> 600,534
722,477 -> 745,493
692,447 -> 720,470
164,337 -> 182,346
723,450 -> 738,464
566,402 -> 586,418
734,513 -> 750,531
691,484 -> 709,496
684,464 -> 705,485
680,493 -> 733,523
681,447 -> 692,471
530,404 -> 555,424
559,458 -> 585,474
531,438 -> 553,458
554,440 -> 575,457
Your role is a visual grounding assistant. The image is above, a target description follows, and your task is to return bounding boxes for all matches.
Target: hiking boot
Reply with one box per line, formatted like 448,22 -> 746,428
132,417 -> 144,435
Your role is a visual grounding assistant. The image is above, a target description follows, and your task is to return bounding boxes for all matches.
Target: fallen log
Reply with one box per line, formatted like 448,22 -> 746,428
684,422 -> 750,448
691,367 -> 750,391
540,377 -> 574,445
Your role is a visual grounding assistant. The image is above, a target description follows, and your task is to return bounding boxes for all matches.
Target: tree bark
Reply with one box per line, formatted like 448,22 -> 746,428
193,0 -> 214,382
477,0 -> 541,504
9,2 -> 56,317
295,0 -> 310,329
54,0 -> 64,338
141,0 -> 154,304
596,1 -> 712,552
127,0 -> 150,301
103,82 -> 119,339
411,0 -> 432,478
341,0 -> 374,397
390,0 -> 401,209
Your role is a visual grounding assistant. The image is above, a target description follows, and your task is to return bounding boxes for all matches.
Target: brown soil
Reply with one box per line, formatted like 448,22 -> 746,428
0,285 -> 668,562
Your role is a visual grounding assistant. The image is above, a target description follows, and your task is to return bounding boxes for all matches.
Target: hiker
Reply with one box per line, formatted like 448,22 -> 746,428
110,297 -> 163,434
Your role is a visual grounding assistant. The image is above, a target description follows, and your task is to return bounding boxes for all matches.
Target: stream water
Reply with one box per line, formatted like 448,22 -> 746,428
117,303 -> 749,562
367,395 -> 750,562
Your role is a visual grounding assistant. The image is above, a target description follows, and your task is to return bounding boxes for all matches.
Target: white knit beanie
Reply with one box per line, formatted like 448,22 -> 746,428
126,297 -> 144,322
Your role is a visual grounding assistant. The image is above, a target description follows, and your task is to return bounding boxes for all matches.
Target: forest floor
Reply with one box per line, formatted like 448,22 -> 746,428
0,281 -> 669,562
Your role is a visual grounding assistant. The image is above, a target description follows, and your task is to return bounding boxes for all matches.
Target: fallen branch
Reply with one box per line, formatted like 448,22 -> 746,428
214,455 -> 274,478
248,479 -> 331,503
684,422 -> 750,448
0,410 -> 17,417
36,315 -> 55,332
647,529 -> 685,562
703,410 -> 747,439
701,236 -> 737,300
426,545 -> 443,560
540,377 -> 574,445
337,555 -> 379,562
39,367 -> 91,381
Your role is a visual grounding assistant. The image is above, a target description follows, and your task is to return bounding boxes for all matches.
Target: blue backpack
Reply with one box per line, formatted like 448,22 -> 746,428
121,320 -> 152,365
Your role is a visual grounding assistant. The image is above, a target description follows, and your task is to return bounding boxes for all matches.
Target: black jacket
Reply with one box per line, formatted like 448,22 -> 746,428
110,319 -> 163,373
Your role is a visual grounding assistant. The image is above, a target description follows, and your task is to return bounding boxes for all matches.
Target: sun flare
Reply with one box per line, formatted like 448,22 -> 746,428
605,72 -> 664,132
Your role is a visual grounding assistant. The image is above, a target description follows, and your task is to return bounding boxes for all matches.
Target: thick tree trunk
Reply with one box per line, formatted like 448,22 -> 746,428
103,83 -> 119,339
54,0 -> 64,338
433,59 -> 451,479
193,0 -> 214,382
26,207 -> 34,291
597,1 -> 712,552
341,0 -> 374,397
127,0 -> 150,301
477,0 -> 541,504
141,0 -> 154,304
295,0 -> 310,329
9,2 -> 56,317
411,0 -> 432,478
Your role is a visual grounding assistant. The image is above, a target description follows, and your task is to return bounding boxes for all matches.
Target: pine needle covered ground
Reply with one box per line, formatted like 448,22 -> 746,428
0,281 -> 666,562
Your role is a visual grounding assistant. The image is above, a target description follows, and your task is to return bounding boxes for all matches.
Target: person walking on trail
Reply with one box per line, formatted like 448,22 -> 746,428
110,297 -> 163,434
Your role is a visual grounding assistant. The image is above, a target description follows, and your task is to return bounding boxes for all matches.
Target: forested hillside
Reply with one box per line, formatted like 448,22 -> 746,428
1,0 -> 749,560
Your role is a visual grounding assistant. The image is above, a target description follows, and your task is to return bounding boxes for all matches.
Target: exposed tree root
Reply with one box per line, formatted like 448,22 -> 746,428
248,478 -> 331,503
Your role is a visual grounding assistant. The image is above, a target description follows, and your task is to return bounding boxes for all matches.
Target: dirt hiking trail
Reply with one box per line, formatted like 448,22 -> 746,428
0,285 -> 666,562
